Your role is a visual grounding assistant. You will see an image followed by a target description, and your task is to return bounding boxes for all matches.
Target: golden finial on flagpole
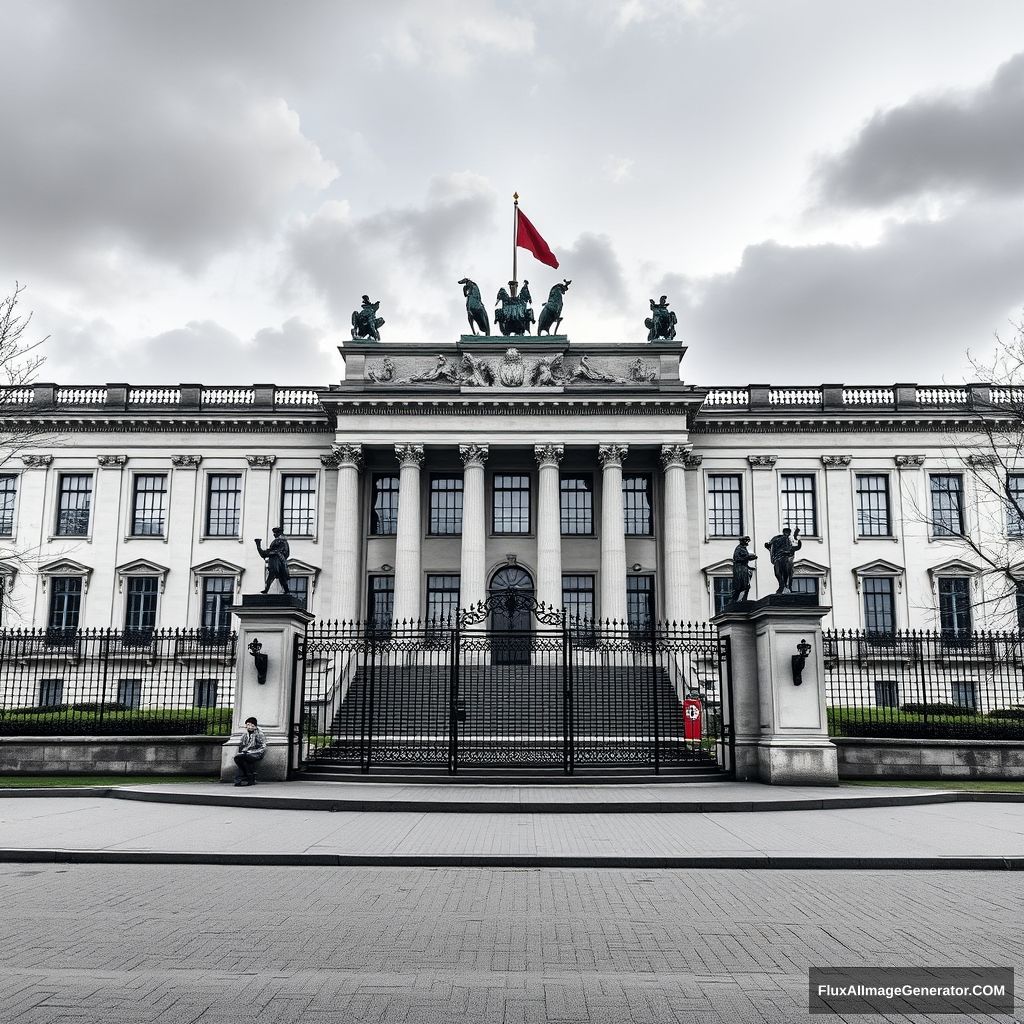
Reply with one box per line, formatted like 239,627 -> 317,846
511,192 -> 519,298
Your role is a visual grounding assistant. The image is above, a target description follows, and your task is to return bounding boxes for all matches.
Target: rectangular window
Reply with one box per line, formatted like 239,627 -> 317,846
205,474 -> 242,537
38,679 -> 64,708
1017,585 -> 1024,631
117,678 -> 143,710
623,474 -> 653,536
1008,474 -> 1024,537
0,475 -> 16,536
560,475 -> 593,535
426,574 -> 460,623
493,474 -> 530,534
790,577 -> 820,601
562,574 -> 596,622
48,577 -> 82,635
281,474 -> 316,537
124,577 -> 158,637
626,576 -> 655,631
930,474 -> 964,537
938,577 -> 972,638
290,575 -> 310,612
951,680 -> 977,711
429,476 -> 463,535
874,680 -> 899,708
707,474 -> 743,536
193,679 -> 218,709
201,577 -> 234,638
56,474 -> 92,536
862,577 -> 895,636
856,474 -> 891,537
131,474 -> 168,536
370,475 -> 399,535
713,577 -> 734,615
367,575 -> 394,630
780,474 -> 817,536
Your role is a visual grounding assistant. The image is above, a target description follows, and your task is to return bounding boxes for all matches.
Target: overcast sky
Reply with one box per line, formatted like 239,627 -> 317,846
5,0 -> 1024,386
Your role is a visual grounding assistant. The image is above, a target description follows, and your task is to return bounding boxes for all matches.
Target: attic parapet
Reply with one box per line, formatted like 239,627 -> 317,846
701,382 -> 1000,414
2,383 -> 323,413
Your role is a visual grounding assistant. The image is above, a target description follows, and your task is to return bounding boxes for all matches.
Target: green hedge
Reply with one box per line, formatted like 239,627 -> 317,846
0,707 -> 234,736
828,707 -> 1024,740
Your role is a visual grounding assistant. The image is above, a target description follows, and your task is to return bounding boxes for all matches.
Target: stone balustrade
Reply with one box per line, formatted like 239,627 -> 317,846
0,383 -> 325,412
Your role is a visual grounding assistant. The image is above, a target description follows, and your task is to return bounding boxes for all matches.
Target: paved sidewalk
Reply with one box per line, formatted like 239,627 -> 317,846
1,782 -> 1023,868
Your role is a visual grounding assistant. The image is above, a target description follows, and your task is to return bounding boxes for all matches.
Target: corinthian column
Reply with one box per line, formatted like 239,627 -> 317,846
392,444 -> 424,623
327,443 -> 363,623
459,444 -> 489,611
599,444 -> 629,624
660,444 -> 691,624
534,444 -> 564,613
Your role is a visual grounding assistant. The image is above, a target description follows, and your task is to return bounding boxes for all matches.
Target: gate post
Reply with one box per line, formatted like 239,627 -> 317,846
223,595 -> 314,782
713,594 -> 838,785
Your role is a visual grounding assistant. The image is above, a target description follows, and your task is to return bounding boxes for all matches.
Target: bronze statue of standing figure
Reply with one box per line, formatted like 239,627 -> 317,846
459,278 -> 490,336
730,536 -> 757,604
255,527 -> 291,595
765,527 -> 801,593
645,295 -> 677,341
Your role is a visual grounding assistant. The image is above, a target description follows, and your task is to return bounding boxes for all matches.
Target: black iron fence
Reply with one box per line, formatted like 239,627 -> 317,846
824,629 -> 1024,739
297,600 -> 731,774
0,628 -> 237,735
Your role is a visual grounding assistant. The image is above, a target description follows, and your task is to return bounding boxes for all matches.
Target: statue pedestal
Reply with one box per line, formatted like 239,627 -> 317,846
221,594 -> 314,782
714,595 -> 838,786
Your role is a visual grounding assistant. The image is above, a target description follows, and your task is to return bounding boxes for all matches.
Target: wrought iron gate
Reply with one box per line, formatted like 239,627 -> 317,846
293,592 -> 732,774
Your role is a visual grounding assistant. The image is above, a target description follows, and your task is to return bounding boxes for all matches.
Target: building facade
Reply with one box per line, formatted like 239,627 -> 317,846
0,336 -> 1017,638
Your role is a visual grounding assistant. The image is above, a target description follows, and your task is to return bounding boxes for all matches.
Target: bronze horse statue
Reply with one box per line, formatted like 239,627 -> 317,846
459,278 -> 490,336
537,280 -> 571,336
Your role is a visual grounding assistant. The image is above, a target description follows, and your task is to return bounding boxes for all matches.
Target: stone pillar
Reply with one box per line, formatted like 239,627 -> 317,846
660,445 -> 691,624
328,443 -> 363,623
534,444 -> 564,613
222,595 -> 314,782
459,444 -> 489,611
392,443 -> 424,623
598,444 -> 629,624
714,595 -> 837,785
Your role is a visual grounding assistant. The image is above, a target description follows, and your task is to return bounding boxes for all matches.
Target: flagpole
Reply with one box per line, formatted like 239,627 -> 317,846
511,191 -> 519,299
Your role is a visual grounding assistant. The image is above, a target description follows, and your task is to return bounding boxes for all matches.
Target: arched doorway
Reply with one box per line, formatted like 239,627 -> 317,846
488,564 -> 534,664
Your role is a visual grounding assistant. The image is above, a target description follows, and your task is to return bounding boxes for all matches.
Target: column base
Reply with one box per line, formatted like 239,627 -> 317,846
756,740 -> 839,786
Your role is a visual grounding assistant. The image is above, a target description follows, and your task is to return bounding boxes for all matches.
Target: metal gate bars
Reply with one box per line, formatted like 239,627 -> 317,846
294,594 -> 732,775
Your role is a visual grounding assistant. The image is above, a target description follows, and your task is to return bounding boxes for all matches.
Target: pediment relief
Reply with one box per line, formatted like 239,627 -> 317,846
190,558 -> 244,593
851,558 -> 905,592
926,558 -> 981,579
38,558 -> 94,592
287,559 -> 321,591
115,558 -> 170,593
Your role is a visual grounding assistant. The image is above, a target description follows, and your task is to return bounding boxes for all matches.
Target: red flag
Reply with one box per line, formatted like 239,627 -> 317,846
516,208 -> 559,269
683,698 -> 702,741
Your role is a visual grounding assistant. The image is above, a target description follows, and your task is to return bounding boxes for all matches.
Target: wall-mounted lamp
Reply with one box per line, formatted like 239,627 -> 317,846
248,637 -> 269,685
791,638 -> 812,686
630,563 -> 643,572
381,564 -> 393,572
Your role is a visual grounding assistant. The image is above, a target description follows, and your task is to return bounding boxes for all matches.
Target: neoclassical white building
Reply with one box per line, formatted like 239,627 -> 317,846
0,332 -> 1016,640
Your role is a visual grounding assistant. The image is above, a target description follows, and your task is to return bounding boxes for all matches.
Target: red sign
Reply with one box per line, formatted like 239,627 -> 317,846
683,698 -> 702,741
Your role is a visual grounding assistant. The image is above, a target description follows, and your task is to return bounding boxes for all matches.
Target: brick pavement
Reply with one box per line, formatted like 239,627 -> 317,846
0,863 -> 1020,1023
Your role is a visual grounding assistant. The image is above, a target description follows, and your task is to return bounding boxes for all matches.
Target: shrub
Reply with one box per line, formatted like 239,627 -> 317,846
899,702 -> 976,716
987,707 -> 1024,721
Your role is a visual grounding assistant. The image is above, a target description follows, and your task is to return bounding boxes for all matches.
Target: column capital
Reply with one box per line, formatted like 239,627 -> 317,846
459,443 -> 490,467
170,454 -> 201,469
394,443 -> 425,467
895,454 -> 925,469
820,454 -> 851,469
747,454 -> 777,470
598,443 -> 629,468
659,444 -> 693,469
325,442 -> 363,468
534,443 -> 564,467
245,454 -> 276,469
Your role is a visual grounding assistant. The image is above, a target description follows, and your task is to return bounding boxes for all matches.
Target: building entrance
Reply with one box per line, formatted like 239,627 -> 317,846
488,565 -> 534,665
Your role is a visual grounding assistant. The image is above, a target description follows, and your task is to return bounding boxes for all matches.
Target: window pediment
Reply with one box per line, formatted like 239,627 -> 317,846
190,558 -> 244,594
926,558 -> 981,579
287,559 -> 321,592
38,558 -> 94,592
700,559 -> 734,591
852,558 -> 905,592
793,559 -> 830,592
115,558 -> 170,593
0,560 -> 17,589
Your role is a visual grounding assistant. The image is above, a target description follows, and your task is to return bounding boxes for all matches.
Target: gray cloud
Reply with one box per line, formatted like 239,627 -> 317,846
555,233 -> 628,312
677,202 -> 1024,384
815,51 -> 1024,208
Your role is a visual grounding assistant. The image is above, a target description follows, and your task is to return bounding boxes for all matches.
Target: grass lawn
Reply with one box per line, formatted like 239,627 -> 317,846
0,775 -> 217,788
844,779 -> 1024,793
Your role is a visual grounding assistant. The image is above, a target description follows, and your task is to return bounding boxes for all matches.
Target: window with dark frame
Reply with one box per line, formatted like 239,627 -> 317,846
1017,584 -> 1024,631
707,474 -> 743,536
0,475 -> 16,536
713,577 -> 733,615
205,474 -> 242,537
289,576 -> 310,612
367,575 -> 394,629
562,574 -> 596,622
117,678 -> 143,709
429,476 -> 464,535
626,576 -> 655,631
48,577 -> 82,634
193,678 -> 218,708
930,474 -> 964,537
780,474 -> 817,535
938,577 -> 972,638
623,474 -> 653,536
862,577 -> 895,635
951,680 -> 977,711
200,577 -> 234,638
856,474 -> 891,537
38,679 -> 64,708
131,474 -> 168,536
56,474 -> 92,536
1007,474 -> 1024,537
560,475 -> 593,535
874,680 -> 899,708
493,473 -> 530,534
124,576 -> 158,637
426,574 -> 460,623
281,474 -> 316,536
790,577 -> 820,601
370,475 -> 399,535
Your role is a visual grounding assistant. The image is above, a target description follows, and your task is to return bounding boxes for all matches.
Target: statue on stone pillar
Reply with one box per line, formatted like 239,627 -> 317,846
730,536 -> 756,604
764,527 -> 801,593
255,527 -> 291,595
